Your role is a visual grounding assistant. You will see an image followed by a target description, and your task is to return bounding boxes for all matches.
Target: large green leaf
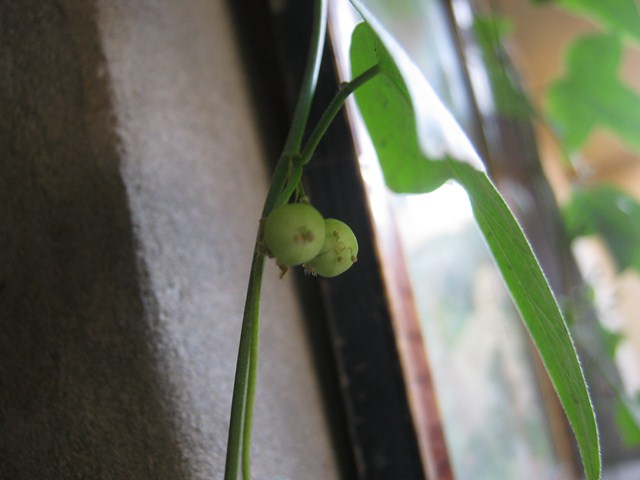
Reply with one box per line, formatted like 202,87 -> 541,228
563,184 -> 640,272
450,163 -> 601,480
349,4 -> 484,193
349,22 -> 451,192
349,11 -> 601,479
546,33 -> 640,153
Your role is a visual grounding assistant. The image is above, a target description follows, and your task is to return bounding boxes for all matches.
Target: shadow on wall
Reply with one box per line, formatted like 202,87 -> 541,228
0,2 -> 187,478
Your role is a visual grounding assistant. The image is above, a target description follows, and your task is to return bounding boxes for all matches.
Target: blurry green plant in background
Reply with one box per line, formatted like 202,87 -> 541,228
474,0 -> 640,449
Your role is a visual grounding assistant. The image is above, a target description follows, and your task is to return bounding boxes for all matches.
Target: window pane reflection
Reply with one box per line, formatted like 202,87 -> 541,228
393,187 -> 563,479
329,0 -> 574,477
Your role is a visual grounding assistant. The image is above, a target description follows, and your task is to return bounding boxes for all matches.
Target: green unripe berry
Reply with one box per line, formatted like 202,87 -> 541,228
263,203 -> 326,266
305,219 -> 358,278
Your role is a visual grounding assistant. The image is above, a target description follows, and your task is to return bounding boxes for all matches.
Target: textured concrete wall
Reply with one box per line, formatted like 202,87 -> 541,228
0,1 -> 338,478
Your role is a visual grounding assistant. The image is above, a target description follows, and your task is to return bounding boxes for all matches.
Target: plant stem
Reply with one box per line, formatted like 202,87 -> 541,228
299,64 -> 381,166
224,245 -> 265,480
281,0 -> 328,157
279,64 -> 382,203
241,243 -> 263,480
225,51 -> 378,480
224,1 -> 327,479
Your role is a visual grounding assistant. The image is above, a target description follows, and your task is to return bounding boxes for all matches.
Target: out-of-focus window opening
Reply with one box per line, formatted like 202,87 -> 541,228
330,0 -> 640,478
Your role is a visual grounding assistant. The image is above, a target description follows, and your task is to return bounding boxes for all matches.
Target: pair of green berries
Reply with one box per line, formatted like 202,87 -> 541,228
263,203 -> 358,278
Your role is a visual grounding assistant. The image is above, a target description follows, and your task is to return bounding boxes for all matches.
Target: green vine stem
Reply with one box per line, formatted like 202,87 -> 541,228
224,1 -> 327,479
281,1 -> 328,158
224,4 -> 383,480
299,64 -> 381,166
279,64 -> 382,206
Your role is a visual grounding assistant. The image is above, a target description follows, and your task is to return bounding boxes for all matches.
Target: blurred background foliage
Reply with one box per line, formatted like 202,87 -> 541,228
473,0 -> 640,449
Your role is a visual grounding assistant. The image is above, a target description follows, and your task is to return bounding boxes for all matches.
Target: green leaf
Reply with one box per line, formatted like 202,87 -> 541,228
349,9 -> 484,193
349,23 -> 451,192
450,163 -> 601,480
545,33 -> 640,153
349,9 -> 601,478
563,184 -> 640,272
556,0 -> 640,44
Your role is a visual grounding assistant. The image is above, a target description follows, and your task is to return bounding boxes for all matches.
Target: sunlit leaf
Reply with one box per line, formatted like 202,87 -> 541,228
350,22 -> 453,192
545,33 -> 640,153
349,11 -> 600,479
450,163 -> 601,480
563,184 -> 640,273
351,2 -> 484,188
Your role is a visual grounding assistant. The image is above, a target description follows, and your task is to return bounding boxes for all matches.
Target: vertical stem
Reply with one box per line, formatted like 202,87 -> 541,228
281,0 -> 328,156
279,65 -> 382,204
241,289 -> 261,480
224,246 -> 265,480
224,1 -> 328,479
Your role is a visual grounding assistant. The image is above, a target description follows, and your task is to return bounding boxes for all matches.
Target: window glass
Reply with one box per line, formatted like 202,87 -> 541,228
330,0 -> 569,477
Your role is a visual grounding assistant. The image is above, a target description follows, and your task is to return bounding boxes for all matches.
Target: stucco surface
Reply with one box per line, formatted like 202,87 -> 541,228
0,0 -> 338,478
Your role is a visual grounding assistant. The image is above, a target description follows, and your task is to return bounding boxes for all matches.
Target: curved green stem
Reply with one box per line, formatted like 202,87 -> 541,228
278,165 -> 304,212
299,64 -> 381,166
279,64 -> 382,203
224,246 -> 265,480
263,154 -> 295,215
224,1 -> 328,479
241,247 -> 263,480
282,0 -> 328,157
225,45 -> 377,480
